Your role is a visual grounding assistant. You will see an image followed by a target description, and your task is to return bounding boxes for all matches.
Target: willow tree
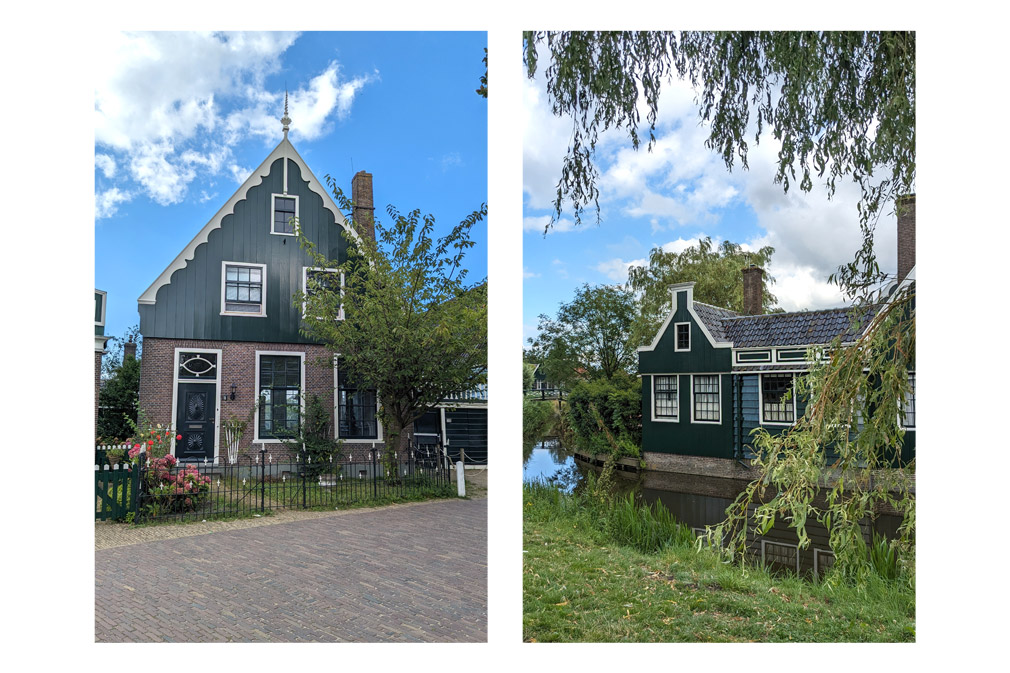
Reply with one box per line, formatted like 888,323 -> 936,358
524,30 -> 915,296
526,31 -> 916,582
297,181 -> 487,470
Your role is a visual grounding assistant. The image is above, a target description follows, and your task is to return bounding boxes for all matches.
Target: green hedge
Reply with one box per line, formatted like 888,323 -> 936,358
565,374 -> 641,458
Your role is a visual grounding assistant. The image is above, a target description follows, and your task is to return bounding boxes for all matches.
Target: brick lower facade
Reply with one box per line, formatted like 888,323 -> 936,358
139,337 -> 397,462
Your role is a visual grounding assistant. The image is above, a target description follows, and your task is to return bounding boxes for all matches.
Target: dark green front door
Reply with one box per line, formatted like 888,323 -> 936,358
176,383 -> 216,462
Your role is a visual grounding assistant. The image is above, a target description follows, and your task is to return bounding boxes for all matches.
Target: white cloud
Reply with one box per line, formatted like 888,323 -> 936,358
440,152 -> 463,171
523,214 -> 577,234
96,187 -> 132,219
95,32 -> 373,209
523,267 -> 540,279
95,154 -> 116,178
595,257 -> 646,282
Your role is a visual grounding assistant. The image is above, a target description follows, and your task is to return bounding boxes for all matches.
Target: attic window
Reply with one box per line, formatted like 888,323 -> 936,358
221,262 -> 267,317
675,322 -> 690,351
272,194 -> 298,235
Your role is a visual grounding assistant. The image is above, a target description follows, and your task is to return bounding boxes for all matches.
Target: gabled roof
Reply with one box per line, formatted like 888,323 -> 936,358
698,304 -> 877,348
138,136 -> 360,305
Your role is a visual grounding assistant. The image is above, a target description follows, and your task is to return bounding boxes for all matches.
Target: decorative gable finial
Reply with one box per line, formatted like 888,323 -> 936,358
281,89 -> 292,138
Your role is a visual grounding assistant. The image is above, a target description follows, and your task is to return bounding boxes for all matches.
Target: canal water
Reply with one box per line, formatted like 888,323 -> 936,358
523,438 -> 901,578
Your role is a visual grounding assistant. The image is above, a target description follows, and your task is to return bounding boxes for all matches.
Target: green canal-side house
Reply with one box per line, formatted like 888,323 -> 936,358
638,199 -> 916,470
135,107 -> 488,464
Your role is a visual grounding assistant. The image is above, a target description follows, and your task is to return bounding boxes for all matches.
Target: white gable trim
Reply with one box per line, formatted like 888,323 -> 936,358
138,137 -> 361,305
637,283 -> 732,352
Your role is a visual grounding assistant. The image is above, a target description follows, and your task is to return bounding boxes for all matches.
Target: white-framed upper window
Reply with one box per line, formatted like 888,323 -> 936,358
221,261 -> 267,317
302,267 -> 344,320
691,374 -> 721,424
652,375 -> 678,422
902,372 -> 916,429
760,373 -> 796,425
271,193 -> 299,236
95,289 -> 107,327
674,322 -> 691,351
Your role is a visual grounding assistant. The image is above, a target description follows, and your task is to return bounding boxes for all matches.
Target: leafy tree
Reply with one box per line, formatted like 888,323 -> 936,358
628,237 -> 779,347
476,48 -> 488,98
524,30 -> 914,296
297,183 -> 487,472
528,284 -> 636,386
97,325 -> 142,441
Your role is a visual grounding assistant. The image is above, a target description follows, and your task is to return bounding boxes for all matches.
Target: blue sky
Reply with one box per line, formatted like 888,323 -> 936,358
95,31 -> 488,344
522,67 -> 902,348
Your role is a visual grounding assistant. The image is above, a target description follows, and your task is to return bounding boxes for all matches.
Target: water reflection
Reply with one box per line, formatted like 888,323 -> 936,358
522,439 -> 582,492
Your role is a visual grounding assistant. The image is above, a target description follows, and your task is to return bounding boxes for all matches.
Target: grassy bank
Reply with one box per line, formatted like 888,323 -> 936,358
523,481 -> 915,642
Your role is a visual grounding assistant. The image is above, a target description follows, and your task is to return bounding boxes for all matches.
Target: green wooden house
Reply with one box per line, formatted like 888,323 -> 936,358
136,107 -> 387,463
638,202 -> 916,467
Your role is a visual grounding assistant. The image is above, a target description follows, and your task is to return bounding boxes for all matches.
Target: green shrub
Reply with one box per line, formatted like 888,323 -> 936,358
565,373 -> 641,457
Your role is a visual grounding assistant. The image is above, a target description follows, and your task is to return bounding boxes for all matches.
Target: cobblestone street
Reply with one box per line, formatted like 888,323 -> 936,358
95,497 -> 487,642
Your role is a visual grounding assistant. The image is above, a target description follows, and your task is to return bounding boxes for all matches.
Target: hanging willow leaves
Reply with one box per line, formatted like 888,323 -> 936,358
524,30 -> 915,297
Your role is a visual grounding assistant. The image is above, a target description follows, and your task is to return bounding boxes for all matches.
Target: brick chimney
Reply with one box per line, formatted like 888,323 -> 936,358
351,170 -> 375,242
897,194 -> 915,282
123,341 -> 137,361
742,265 -> 764,315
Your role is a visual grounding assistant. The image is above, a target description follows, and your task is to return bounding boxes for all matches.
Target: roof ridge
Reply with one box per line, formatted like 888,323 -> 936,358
693,300 -> 739,314
720,305 -> 864,321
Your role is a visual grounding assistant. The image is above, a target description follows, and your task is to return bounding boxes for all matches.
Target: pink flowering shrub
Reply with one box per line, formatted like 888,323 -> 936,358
143,454 -> 212,513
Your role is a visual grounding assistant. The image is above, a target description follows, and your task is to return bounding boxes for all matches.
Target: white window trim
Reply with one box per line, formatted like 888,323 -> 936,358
650,374 -> 679,423
170,347 -> 223,462
302,266 -> 345,320
813,548 -> 835,580
690,374 -> 722,425
271,193 -> 299,236
253,350 -> 305,444
95,289 -> 107,327
759,373 -> 797,427
902,371 -> 916,430
332,355 -> 384,442
761,540 -> 800,575
673,322 -> 691,352
220,261 -> 268,317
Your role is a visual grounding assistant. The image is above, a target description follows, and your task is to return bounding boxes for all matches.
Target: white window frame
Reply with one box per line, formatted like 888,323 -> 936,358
690,374 -> 722,424
220,261 -> 268,317
302,266 -> 345,320
902,372 -> 916,430
170,347 -> 223,461
651,374 -> 679,423
759,373 -> 797,426
332,356 -> 384,441
813,548 -> 835,580
271,193 -> 299,236
253,350 -> 305,444
674,322 -> 691,352
95,289 -> 107,328
761,540 -> 800,574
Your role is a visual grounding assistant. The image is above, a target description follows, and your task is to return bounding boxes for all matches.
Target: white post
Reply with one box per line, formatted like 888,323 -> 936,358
456,460 -> 465,497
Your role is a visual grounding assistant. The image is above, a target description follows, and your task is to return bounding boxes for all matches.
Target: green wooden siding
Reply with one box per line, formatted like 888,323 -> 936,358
139,158 -> 349,343
638,290 -> 732,374
445,408 -> 488,464
641,373 -> 734,458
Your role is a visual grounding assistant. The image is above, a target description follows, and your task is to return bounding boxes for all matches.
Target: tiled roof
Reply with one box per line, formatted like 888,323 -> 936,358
693,301 -> 740,343
693,302 -> 877,348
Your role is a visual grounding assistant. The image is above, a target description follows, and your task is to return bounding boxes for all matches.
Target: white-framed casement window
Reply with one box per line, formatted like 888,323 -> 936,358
271,193 -> 299,235
761,540 -> 800,574
760,373 -> 796,425
691,374 -> 721,423
902,372 -> 916,429
302,267 -> 345,320
674,322 -> 691,352
652,375 -> 678,422
254,351 -> 304,443
334,357 -> 380,440
221,261 -> 267,317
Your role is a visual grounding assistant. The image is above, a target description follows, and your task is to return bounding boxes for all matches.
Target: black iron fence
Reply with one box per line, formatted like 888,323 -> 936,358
96,440 -> 454,524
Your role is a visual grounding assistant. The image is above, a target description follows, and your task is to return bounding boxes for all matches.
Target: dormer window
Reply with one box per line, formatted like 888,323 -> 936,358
272,194 -> 298,235
675,322 -> 691,351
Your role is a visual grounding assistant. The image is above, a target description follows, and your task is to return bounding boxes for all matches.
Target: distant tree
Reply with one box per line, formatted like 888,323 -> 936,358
297,183 -> 488,471
524,30 -> 915,296
528,284 -> 636,386
97,325 -> 142,441
628,237 -> 779,347
476,48 -> 488,98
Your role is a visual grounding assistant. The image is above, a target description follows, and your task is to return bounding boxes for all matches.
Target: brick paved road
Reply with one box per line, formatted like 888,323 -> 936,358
95,498 -> 486,642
